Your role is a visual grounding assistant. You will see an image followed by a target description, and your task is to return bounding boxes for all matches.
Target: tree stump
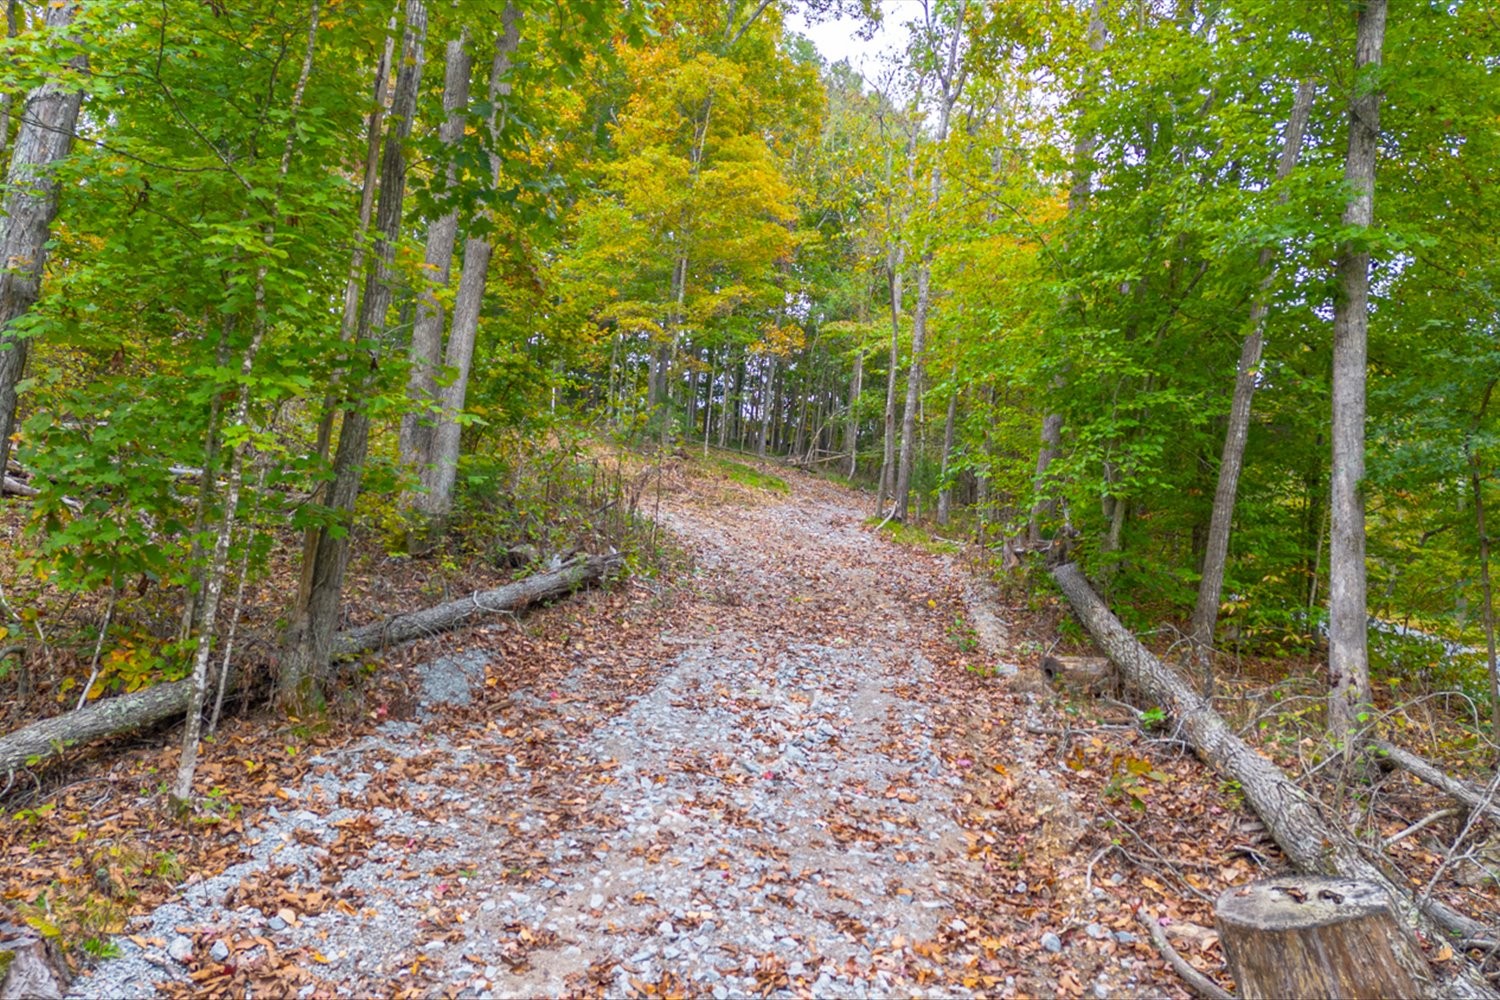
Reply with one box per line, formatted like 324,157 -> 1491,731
1040,655 -> 1114,695
1215,877 -> 1434,999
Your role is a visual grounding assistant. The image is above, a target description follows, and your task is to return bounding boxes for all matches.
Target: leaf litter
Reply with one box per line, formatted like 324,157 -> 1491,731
10,456 -> 1277,998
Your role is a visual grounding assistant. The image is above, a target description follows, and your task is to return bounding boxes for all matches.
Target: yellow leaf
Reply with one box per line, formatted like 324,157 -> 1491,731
991,763 -> 1007,775
311,950 -> 330,964
1436,944 -> 1455,961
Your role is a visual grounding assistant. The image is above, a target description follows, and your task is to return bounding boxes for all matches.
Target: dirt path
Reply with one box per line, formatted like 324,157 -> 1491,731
67,459 -> 1182,999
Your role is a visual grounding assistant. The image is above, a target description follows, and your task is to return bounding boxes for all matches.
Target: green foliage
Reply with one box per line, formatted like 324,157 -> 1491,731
708,457 -> 789,494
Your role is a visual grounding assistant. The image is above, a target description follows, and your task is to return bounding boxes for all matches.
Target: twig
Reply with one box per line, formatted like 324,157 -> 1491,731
1383,807 -> 1458,850
75,585 -> 118,712
1137,909 -> 1234,1000
1085,844 -> 1121,895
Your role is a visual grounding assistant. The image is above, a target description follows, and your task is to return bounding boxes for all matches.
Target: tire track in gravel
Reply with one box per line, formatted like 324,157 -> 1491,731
69,464 -> 1005,999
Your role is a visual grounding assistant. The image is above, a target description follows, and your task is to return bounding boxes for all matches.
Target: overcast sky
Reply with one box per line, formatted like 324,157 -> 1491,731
784,0 -> 913,83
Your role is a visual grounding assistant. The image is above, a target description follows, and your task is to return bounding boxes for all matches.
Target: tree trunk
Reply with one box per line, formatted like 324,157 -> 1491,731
0,554 -> 617,774
1049,561 -> 1494,997
282,0 -> 427,711
400,32 -> 472,472
896,33 -> 966,522
846,349 -> 862,478
879,265 -> 902,515
0,1 -> 85,477
0,1 -> 19,165
937,373 -> 959,525
1028,0 -> 1104,546
418,6 -> 519,524
894,256 -> 929,522
1190,79 -> 1316,667
299,17 -> 395,610
176,1 -> 321,802
1467,381 -> 1499,745
1215,877 -> 1431,1000
1328,0 -> 1387,740
757,355 -> 776,458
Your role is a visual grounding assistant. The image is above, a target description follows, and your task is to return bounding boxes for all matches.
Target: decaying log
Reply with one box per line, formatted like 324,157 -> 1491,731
1,475 -> 37,498
1370,739 -> 1500,826
0,916 -> 65,999
1041,654 -> 1114,693
1216,877 -> 1430,1000
1049,562 -> 1496,998
0,555 -> 620,774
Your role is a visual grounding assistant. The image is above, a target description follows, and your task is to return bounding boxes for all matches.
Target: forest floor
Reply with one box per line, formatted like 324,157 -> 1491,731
10,453 -> 1273,999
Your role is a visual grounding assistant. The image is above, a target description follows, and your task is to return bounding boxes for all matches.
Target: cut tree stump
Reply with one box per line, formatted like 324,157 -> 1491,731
1216,877 -> 1433,999
1040,654 -> 1113,694
0,916 -> 65,1000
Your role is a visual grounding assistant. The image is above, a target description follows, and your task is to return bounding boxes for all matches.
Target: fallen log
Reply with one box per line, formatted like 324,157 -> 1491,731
330,553 -> 619,655
0,554 -> 620,774
1050,562 -> 1496,998
1370,739 -> 1500,826
1,475 -> 37,498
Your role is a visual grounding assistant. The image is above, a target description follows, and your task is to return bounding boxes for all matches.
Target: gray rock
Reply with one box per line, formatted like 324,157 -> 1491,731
167,936 -> 194,964
268,916 -> 288,931
1086,922 -> 1107,940
209,940 -> 230,962
1041,932 -> 1063,953
1113,931 -> 1138,945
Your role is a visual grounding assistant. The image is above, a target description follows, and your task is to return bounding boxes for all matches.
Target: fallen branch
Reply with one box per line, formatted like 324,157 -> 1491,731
1137,909 -> 1233,1000
1,474 -> 37,498
0,554 -> 621,774
1370,740 -> 1500,826
1050,562 -> 1497,998
1386,808 -> 1461,850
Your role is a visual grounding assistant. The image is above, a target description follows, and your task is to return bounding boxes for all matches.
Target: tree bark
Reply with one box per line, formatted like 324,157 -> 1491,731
418,5 -> 520,524
282,0 -> 427,711
0,917 -> 64,1000
400,31 -> 472,473
0,1 -> 85,478
1327,0 -> 1387,740
299,16 -> 396,611
1215,877 -> 1431,1000
1190,79 -> 1316,665
176,0 -> 321,803
0,555 -> 618,774
895,8 -> 967,522
937,372 -> 958,525
846,349 -> 862,478
1028,0 -> 1104,546
1466,381 -> 1499,746
1368,739 -> 1500,826
1049,561 -> 1495,996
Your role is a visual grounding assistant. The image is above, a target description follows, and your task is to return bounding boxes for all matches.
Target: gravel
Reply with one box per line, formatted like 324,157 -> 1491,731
67,482 -> 1003,998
